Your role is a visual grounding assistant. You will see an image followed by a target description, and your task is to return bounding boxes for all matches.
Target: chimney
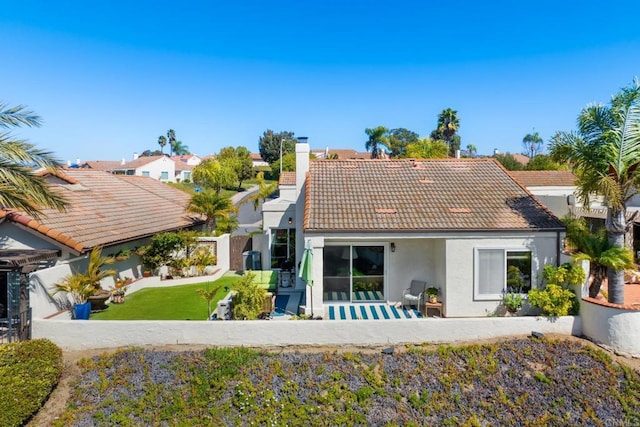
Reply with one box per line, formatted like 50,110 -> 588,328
493,148 -> 500,156
75,158 -> 80,165
121,157 -> 126,165
295,136 -> 310,288
66,160 -> 71,167
455,149 -> 461,159
133,152 -> 139,160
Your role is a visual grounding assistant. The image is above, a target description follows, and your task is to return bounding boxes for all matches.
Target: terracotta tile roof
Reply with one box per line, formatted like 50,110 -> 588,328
512,153 -> 530,165
508,170 -> 577,187
304,159 -> 564,233
175,162 -> 195,172
0,170 -> 204,254
250,153 -> 264,161
79,160 -> 123,171
114,155 -> 167,169
279,172 -> 296,186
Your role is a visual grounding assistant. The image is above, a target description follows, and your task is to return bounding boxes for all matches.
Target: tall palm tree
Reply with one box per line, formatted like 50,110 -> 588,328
364,126 -> 389,159
157,135 -> 167,154
433,108 -> 460,156
522,131 -> 543,158
0,102 -> 68,218
186,190 -> 237,233
549,80 -> 640,304
167,129 -> 176,155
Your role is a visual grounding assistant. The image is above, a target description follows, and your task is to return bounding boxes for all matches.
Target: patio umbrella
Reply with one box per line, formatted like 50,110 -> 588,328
299,244 -> 314,317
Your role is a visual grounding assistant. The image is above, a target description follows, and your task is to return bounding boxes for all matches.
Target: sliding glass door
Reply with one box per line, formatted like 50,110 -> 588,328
323,245 -> 385,302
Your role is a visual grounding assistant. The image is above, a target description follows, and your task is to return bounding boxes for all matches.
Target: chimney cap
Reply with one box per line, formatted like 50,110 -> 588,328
297,137 -> 308,144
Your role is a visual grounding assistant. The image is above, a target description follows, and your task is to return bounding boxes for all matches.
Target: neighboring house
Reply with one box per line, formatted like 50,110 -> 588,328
111,155 -> 177,182
261,142 -> 565,317
312,148 -> 374,160
78,160 -> 123,172
174,161 -> 195,182
0,169 -> 205,318
510,170 -> 640,261
171,154 -> 202,167
251,153 -> 269,168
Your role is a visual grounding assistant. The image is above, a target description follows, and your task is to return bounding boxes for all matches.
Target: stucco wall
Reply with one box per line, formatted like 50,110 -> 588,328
33,316 -> 581,351
444,233 -> 560,317
135,157 -> 176,182
580,300 -> 640,358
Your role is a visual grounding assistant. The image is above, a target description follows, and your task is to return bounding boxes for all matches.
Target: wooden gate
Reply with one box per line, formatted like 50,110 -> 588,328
230,235 -> 252,271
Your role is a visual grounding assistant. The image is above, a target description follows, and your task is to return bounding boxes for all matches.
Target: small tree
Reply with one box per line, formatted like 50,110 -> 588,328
232,272 -> 267,320
196,283 -> 221,320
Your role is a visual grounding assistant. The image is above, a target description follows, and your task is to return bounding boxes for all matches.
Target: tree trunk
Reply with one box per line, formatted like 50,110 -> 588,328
589,265 -> 607,298
606,208 -> 626,304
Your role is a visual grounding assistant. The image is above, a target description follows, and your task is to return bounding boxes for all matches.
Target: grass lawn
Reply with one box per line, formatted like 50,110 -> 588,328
90,276 -> 243,320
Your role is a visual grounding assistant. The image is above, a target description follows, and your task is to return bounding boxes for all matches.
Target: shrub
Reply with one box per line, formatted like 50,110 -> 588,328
0,339 -> 63,427
232,272 -> 267,320
527,284 -> 577,316
141,232 -> 185,271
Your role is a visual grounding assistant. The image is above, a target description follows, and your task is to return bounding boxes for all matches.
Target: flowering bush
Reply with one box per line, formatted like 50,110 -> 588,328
502,289 -> 523,313
527,284 -> 577,316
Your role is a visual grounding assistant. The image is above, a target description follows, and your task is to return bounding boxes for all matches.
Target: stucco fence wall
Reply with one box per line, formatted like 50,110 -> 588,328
580,300 -> 640,358
33,316 -> 581,351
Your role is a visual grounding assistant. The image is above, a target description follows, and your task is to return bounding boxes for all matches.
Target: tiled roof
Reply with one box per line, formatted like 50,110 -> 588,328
79,160 -> 123,171
0,170 -> 203,253
304,159 -> 564,232
175,162 -> 195,172
279,172 -> 296,186
113,155 -> 167,169
512,153 -> 530,165
508,170 -> 576,187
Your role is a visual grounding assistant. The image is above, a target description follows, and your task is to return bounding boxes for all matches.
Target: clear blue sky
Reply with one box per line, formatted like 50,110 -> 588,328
2,1 -> 639,164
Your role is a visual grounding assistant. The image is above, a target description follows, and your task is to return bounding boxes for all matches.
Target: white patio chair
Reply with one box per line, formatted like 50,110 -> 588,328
402,280 -> 427,310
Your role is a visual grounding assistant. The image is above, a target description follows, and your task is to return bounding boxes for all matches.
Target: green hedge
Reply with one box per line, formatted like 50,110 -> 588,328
0,339 -> 63,427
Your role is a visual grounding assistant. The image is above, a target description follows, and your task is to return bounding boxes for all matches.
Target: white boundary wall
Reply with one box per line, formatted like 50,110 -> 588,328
33,316 -> 581,351
580,300 -> 640,358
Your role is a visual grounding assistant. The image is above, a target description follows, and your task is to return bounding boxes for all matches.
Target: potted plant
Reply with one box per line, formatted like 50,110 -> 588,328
110,280 -> 128,304
502,290 -> 523,314
83,247 -> 118,311
115,248 -> 132,261
426,286 -> 439,303
53,274 -> 94,320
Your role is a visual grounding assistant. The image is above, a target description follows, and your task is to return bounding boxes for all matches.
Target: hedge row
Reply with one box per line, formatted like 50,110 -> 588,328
0,339 -> 63,427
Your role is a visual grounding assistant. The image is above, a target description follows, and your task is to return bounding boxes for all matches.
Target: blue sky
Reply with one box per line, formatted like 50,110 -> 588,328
2,1 -> 639,164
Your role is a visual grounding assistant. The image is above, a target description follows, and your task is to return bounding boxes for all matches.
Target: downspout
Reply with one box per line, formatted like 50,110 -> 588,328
556,230 -> 562,267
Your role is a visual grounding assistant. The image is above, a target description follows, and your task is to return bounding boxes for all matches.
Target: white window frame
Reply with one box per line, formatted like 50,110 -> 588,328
474,247 -> 532,300
160,171 -> 169,180
141,171 -> 150,177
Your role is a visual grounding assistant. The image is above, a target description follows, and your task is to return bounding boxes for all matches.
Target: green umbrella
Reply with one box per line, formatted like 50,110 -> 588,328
299,246 -> 314,317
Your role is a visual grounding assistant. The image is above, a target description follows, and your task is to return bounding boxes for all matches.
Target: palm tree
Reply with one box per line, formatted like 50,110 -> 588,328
549,80 -> 640,304
167,129 -> 176,155
0,102 -> 68,218
522,131 -> 543,158
564,217 -> 634,298
466,144 -> 477,157
172,140 -> 189,155
186,190 -> 237,233
157,135 -> 167,154
432,108 -> 460,156
364,126 -> 389,159
246,172 -> 278,210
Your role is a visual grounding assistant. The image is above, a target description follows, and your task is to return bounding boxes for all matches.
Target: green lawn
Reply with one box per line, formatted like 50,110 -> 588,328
90,276 -> 243,320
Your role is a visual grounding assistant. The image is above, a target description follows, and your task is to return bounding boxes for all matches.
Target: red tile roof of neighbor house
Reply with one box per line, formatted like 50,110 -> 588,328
279,172 -> 296,186
0,169 -> 204,254
113,155 -> 167,169
508,170 -> 577,187
304,159 -> 565,232
78,160 -> 124,171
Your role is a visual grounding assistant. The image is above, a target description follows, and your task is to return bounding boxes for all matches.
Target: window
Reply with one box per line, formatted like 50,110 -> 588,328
270,228 -> 295,269
184,171 -> 191,180
475,248 -> 532,300
141,171 -> 150,177
160,171 -> 169,180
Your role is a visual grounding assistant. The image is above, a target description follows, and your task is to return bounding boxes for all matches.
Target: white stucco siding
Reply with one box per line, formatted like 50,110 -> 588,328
386,239 -> 439,302
444,233 -> 560,317
0,222 -> 60,251
135,157 -> 176,182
